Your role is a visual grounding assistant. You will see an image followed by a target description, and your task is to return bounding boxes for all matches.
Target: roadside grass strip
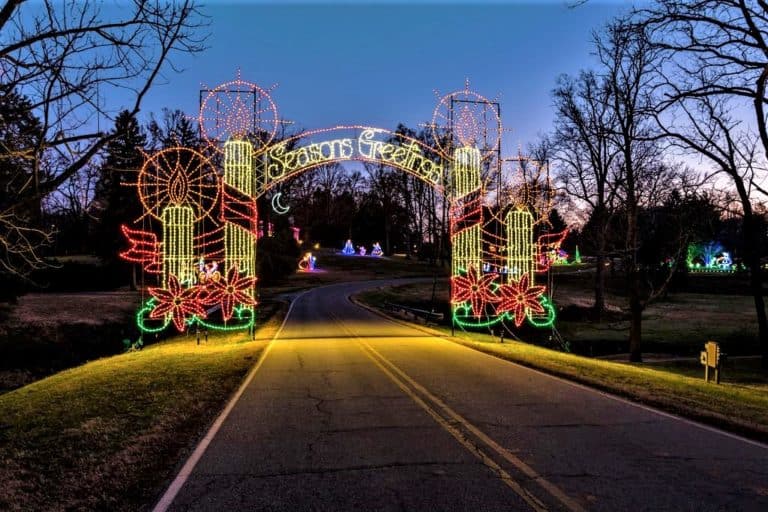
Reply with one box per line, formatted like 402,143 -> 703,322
446,330 -> 768,441
0,309 -> 284,511
356,290 -> 768,444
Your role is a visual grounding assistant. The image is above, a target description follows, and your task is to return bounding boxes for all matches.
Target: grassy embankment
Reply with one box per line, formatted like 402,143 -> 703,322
0,251 -> 443,510
0,305 -> 284,511
364,274 -> 763,355
357,280 -> 768,442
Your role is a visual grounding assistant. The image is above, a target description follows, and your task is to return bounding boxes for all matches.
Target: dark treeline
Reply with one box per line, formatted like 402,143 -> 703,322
265,124 -> 448,262
7,111 -> 449,291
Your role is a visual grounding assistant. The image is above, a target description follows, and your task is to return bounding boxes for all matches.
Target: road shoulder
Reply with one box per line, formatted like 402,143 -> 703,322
351,289 -> 768,447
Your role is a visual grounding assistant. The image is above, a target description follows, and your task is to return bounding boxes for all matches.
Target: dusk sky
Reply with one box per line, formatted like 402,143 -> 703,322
127,0 -> 634,155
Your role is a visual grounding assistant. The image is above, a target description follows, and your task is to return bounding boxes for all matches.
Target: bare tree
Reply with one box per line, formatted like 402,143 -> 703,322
551,70 -> 621,319
641,0 -> 768,367
0,0 -> 206,278
44,158 -> 100,220
594,17 -> 666,361
364,162 -> 403,254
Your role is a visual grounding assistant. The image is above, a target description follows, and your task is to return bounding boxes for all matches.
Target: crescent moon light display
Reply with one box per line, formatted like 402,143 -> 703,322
271,192 -> 290,215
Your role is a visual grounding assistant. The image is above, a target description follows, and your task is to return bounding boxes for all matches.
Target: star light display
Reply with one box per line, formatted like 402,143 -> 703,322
120,73 -> 564,339
198,70 -> 279,152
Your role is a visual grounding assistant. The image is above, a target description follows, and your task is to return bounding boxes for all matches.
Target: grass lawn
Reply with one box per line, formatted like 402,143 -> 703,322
553,280 -> 760,356
361,279 -> 762,356
0,304 -> 284,511
356,284 -> 768,443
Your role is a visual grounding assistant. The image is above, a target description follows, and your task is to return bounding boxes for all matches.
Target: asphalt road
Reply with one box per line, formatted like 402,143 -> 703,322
161,280 -> 768,512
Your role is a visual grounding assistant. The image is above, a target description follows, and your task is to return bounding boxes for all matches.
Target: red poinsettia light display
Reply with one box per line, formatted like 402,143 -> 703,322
201,263 -> 258,321
148,274 -> 207,332
451,265 -> 499,317
496,273 -> 546,327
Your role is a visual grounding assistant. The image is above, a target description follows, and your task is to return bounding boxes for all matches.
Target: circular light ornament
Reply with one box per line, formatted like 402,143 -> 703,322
431,81 -> 502,161
137,147 -> 220,222
199,73 -> 279,153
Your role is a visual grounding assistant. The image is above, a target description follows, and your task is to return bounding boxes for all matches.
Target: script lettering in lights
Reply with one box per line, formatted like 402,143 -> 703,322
264,128 -> 443,187
266,138 -> 354,179
356,129 -> 443,185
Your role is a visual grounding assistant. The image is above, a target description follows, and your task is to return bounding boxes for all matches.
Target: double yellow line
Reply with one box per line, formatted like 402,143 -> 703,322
361,340 -> 587,512
327,308 -> 585,512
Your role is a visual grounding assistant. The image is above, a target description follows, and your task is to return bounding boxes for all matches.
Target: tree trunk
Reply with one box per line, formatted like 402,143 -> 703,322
593,210 -> 608,320
743,214 -> 768,368
626,168 -> 642,362
594,254 -> 606,321
384,223 -> 391,255
628,272 -> 643,362
747,257 -> 768,368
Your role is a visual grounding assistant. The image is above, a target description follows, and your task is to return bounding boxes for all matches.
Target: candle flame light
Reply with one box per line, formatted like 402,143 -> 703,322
168,166 -> 188,205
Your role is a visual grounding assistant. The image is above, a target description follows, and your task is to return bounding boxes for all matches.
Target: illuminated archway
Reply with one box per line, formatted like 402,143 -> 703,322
119,74 -> 564,336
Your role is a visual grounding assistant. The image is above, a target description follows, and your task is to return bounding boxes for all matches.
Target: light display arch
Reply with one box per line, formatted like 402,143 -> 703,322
254,126 -> 445,197
119,74 -> 566,338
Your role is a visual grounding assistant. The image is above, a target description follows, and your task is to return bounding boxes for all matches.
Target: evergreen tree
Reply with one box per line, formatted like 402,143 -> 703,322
92,110 -> 147,263
0,89 -> 45,301
0,90 -> 43,210
147,109 -> 200,149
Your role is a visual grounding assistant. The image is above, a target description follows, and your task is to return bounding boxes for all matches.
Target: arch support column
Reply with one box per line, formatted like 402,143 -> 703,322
450,146 -> 483,320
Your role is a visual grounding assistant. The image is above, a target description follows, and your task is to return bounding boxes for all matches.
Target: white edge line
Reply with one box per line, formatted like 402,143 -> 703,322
152,290 -> 307,512
348,293 -> 768,452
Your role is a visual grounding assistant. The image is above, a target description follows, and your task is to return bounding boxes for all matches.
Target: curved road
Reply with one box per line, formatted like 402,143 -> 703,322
161,280 -> 768,511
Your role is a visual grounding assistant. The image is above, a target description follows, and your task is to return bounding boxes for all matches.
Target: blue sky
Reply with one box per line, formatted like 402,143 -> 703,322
130,0 -> 633,154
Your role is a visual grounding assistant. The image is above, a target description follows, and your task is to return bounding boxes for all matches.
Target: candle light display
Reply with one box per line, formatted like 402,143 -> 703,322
223,139 -> 256,276
434,82 -> 564,330
120,74 -> 265,334
119,73 -> 563,339
162,205 -> 194,285
450,146 -> 482,278
506,209 -> 534,283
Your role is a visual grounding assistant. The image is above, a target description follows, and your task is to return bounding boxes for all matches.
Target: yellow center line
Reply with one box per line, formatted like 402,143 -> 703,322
357,339 -> 549,512
360,338 -> 587,512
324,312 -> 548,512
